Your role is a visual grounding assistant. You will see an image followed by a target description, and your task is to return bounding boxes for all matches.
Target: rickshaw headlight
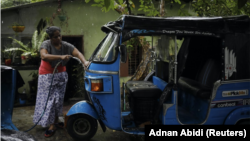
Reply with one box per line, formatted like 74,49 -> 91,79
91,79 -> 103,92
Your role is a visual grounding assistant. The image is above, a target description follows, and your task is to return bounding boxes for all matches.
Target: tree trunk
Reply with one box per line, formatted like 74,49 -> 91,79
128,37 -> 152,81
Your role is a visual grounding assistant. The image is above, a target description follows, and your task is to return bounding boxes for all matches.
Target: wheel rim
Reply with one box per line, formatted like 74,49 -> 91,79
73,117 -> 91,135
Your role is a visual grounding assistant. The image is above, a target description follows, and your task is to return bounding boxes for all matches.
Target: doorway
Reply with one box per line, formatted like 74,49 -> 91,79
61,35 -> 85,102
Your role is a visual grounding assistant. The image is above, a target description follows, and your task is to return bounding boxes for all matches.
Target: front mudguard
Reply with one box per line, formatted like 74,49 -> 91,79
67,101 -> 99,119
66,100 -> 106,132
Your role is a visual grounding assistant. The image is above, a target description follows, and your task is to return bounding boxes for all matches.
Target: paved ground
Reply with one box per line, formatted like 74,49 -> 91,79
11,102 -> 145,141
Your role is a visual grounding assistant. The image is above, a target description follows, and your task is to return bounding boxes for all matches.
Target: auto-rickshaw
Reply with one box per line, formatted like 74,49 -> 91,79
66,15 -> 250,140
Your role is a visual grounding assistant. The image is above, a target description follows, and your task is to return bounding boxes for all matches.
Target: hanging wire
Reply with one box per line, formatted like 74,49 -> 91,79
17,9 -> 24,26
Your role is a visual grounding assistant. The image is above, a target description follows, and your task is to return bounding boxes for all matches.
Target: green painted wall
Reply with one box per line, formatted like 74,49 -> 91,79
35,0 -> 121,59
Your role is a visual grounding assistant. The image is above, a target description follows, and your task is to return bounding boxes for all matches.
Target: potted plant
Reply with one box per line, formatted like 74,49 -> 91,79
4,30 -> 47,65
11,22 -> 25,32
2,45 -> 14,66
58,10 -> 67,22
4,51 -> 12,66
49,2 -> 70,34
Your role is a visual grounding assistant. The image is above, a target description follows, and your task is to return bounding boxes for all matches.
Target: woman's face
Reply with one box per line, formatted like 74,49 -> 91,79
51,30 -> 61,45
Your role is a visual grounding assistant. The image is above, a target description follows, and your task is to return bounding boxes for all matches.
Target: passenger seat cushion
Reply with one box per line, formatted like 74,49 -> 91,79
125,81 -> 162,98
178,77 -> 212,99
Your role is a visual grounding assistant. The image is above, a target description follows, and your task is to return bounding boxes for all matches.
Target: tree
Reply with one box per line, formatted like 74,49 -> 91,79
192,0 -> 250,16
86,0 -> 250,17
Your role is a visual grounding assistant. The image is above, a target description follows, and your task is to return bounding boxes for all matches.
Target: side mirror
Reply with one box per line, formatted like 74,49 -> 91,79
119,44 -> 127,63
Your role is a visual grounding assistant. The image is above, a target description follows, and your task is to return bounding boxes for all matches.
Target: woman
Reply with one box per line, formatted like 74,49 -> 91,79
33,26 -> 89,137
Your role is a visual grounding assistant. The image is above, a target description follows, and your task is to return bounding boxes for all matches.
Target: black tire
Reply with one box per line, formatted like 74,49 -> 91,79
67,114 -> 98,141
237,119 -> 250,125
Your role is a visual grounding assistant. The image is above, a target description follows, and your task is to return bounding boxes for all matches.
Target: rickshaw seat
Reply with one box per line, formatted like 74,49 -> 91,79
196,59 -> 221,87
178,59 -> 220,99
178,77 -> 211,99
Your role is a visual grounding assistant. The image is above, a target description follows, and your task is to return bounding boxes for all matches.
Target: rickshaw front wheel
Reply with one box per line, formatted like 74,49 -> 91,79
67,114 -> 98,141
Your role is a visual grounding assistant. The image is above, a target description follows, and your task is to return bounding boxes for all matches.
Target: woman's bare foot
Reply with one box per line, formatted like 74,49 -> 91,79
48,124 -> 56,130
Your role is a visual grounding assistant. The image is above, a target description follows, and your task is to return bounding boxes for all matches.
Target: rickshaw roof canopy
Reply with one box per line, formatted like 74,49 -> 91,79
102,15 -> 250,35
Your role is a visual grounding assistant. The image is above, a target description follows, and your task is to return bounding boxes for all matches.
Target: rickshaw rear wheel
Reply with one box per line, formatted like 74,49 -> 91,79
67,114 -> 98,141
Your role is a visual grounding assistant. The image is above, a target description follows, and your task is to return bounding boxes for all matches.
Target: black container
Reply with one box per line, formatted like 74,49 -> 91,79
132,97 -> 158,125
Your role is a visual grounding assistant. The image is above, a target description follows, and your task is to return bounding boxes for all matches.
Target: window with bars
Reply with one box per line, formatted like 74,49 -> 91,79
120,14 -> 145,77
120,41 -> 142,77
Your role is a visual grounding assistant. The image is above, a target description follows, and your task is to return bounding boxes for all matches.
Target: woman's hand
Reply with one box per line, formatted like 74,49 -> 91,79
61,55 -> 73,60
84,61 -> 90,69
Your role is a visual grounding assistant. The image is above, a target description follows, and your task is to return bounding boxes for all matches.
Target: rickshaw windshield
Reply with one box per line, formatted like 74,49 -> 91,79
92,32 -> 119,62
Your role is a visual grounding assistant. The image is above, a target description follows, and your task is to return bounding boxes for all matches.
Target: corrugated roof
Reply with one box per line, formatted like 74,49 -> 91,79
1,0 -> 57,12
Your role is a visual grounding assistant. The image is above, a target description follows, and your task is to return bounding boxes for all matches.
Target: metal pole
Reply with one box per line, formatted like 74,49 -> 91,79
174,36 -> 177,84
123,80 -> 125,111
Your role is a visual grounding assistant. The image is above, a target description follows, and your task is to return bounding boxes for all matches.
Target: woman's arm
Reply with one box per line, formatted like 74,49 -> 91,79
72,48 -> 89,68
40,48 -> 72,61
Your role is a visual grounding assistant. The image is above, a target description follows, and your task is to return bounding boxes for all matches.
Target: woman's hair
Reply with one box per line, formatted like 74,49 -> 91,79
46,26 -> 61,38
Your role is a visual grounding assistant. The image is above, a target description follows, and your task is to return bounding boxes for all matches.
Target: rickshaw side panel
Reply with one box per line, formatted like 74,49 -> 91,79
224,107 -> 250,125
205,81 -> 250,124
66,101 -> 99,119
212,81 -> 250,100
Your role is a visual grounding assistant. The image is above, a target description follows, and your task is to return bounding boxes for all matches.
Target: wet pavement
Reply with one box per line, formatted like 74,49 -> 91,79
11,101 -> 145,141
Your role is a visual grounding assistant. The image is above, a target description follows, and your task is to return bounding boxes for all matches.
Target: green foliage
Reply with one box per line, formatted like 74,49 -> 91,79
238,0 -> 248,9
72,63 -> 86,98
2,44 -> 15,59
89,0 -> 134,13
138,0 -> 159,16
87,0 -> 250,17
90,0 -> 113,12
49,6 -> 70,34
29,70 -> 38,79
178,3 -> 192,16
4,30 -> 47,57
1,0 -> 46,9
192,0 -> 250,16
174,0 -> 182,4
125,37 -> 150,59
11,22 -> 24,26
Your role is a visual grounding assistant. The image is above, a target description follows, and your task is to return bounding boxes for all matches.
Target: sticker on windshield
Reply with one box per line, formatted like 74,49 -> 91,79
222,90 -> 248,97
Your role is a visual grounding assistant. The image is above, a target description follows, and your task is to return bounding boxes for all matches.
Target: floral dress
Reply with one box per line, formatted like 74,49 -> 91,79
33,72 -> 68,127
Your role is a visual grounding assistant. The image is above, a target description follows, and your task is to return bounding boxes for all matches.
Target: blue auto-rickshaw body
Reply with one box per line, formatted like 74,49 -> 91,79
84,54 -> 122,130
